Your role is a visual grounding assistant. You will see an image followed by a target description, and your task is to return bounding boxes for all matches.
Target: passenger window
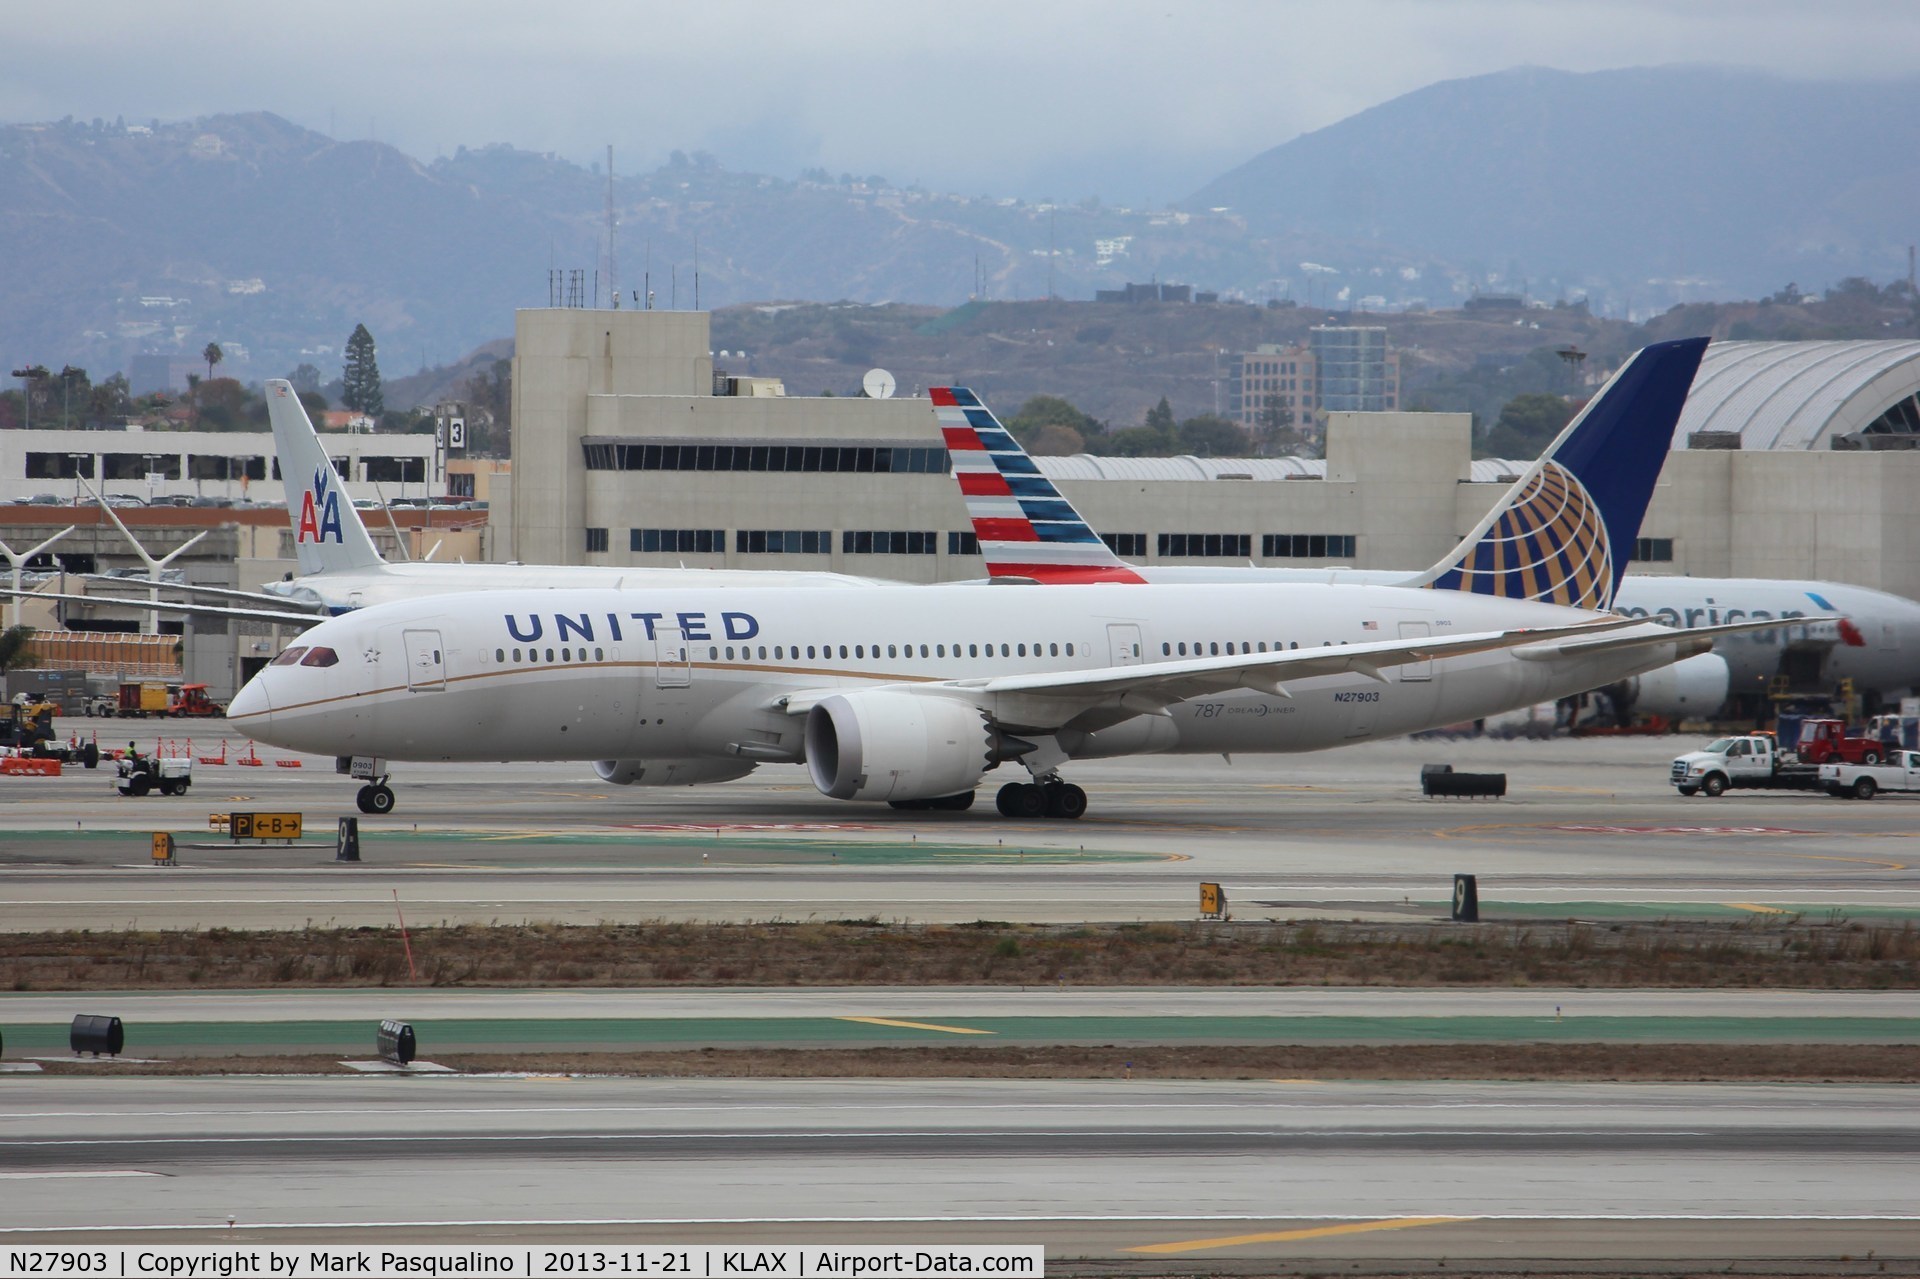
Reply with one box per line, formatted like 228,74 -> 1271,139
726,646 -> 735,660
1017,644 -> 1026,657
937,644 -> 946,657
300,647 -> 339,667
969,644 -> 978,657
1049,643 -> 1058,657
1210,642 -> 1219,656
920,644 -> 929,658
562,648 -> 571,661
839,645 -> 849,658
856,645 -> 864,658
594,648 -> 604,661
512,648 -> 522,662
1066,643 -> 1074,656
1258,642 -> 1268,652
1000,644 -> 1010,657
494,648 -> 504,663
1178,642 -> 1187,656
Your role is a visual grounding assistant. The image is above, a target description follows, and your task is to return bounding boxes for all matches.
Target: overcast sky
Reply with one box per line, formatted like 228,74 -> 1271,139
10,1 -> 1917,204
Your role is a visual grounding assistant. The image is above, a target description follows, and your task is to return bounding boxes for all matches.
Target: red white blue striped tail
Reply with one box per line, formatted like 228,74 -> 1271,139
933,387 -> 1146,583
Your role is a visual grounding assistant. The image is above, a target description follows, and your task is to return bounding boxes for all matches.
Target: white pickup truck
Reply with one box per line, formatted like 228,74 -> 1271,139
1819,749 -> 1920,800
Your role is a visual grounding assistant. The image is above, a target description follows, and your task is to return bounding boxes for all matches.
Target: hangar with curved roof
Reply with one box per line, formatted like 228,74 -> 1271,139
1674,340 -> 1920,450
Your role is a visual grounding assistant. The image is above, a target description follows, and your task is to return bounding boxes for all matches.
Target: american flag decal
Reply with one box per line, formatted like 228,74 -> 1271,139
932,387 -> 1146,583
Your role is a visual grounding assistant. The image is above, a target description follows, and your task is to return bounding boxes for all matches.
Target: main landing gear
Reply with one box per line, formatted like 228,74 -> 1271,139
995,779 -> 1087,820
355,781 -> 396,814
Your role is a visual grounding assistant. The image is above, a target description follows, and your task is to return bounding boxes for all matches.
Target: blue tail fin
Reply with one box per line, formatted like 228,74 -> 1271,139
1412,336 -> 1708,610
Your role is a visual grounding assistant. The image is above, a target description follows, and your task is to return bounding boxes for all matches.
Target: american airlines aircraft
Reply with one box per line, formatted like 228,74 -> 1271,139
252,381 -> 879,612
8,379 -> 886,629
935,379 -> 1920,716
230,337 -> 1769,818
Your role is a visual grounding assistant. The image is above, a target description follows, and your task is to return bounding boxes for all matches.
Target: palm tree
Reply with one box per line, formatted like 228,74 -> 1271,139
203,342 -> 223,382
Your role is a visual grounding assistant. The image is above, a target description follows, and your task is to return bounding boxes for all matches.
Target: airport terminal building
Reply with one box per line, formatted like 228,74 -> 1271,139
510,309 -> 1920,600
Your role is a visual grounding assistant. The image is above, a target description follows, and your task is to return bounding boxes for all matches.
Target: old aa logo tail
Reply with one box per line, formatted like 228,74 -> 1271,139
932,387 -> 1145,583
1411,336 -> 1709,611
265,380 -> 386,576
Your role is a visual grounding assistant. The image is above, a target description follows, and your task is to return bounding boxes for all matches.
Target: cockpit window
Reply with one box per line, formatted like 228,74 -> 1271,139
270,647 -> 308,666
299,647 -> 340,667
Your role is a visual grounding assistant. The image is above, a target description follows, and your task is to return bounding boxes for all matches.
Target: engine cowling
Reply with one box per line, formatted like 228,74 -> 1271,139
1607,652 -> 1731,718
805,691 -> 992,802
594,758 -> 758,787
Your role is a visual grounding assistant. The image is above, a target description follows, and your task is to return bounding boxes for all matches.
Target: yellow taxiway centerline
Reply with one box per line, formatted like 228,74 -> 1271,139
838,1016 -> 995,1035
1127,1215 -> 1473,1254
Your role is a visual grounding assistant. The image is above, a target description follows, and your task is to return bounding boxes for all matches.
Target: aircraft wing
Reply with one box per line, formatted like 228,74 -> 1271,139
1509,615 -> 1809,661
0,587 -> 324,627
781,616 -> 1642,723
73,575 -> 328,611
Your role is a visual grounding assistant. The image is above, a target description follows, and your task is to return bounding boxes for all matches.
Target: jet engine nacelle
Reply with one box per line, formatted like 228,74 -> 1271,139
1606,652 -> 1731,718
593,758 -> 758,787
804,691 -> 991,802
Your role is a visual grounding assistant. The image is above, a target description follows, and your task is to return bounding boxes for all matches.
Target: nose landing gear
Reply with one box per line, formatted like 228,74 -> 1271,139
356,782 -> 396,814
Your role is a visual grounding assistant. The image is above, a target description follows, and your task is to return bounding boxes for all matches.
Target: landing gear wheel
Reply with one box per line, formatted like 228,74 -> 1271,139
1044,782 -> 1088,820
1701,773 -> 1727,798
996,782 -> 1047,818
1853,776 -> 1878,800
357,784 -> 396,815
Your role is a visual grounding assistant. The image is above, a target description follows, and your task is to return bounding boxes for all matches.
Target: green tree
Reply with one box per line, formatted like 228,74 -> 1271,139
202,342 -> 223,382
1177,414 -> 1248,456
341,324 -> 384,417
289,363 -> 323,394
1005,394 -> 1098,445
1484,392 -> 1576,459
1144,396 -> 1175,434
0,625 -> 34,674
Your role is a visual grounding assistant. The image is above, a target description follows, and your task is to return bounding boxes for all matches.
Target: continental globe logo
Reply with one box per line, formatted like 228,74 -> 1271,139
1429,461 -> 1613,609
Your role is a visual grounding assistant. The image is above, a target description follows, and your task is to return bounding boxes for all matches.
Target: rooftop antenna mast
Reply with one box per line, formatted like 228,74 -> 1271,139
80,474 -> 208,634
606,144 -> 619,309
693,232 -> 699,311
0,525 -> 76,630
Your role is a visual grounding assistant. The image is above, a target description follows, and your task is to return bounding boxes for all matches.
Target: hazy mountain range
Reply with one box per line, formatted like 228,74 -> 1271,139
1,65 -> 1914,384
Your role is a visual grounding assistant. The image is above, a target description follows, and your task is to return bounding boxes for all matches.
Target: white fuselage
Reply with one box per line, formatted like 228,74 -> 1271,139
261,561 -> 883,614
232,581 -> 1698,772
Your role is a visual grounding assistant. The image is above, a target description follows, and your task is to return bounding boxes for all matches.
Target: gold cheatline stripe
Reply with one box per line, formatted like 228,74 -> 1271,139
1126,1216 -> 1473,1254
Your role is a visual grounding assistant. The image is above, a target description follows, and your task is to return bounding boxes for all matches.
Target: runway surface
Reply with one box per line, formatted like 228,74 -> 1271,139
0,1075 -> 1914,1264
5,728 -> 1920,929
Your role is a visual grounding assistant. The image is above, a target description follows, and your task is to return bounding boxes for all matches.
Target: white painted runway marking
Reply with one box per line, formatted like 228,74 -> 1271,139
0,1171 -> 158,1180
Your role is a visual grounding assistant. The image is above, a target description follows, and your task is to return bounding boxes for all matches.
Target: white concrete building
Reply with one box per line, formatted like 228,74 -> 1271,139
510,311 -> 1920,597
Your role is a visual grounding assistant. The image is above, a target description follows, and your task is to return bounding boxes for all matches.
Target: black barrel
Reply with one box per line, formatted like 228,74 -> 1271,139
71,1014 -> 124,1057
337,816 -> 361,862
376,1019 -> 416,1066
1452,874 -> 1480,923
1423,768 -> 1507,798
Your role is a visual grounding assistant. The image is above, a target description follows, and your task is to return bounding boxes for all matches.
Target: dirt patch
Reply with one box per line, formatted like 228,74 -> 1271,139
7,918 -> 1918,991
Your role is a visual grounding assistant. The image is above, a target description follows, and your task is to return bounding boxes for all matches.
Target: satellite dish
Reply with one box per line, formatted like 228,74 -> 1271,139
862,368 -> 897,399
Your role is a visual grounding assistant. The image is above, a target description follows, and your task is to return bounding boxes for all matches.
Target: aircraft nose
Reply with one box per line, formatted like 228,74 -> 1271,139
228,675 -> 271,722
